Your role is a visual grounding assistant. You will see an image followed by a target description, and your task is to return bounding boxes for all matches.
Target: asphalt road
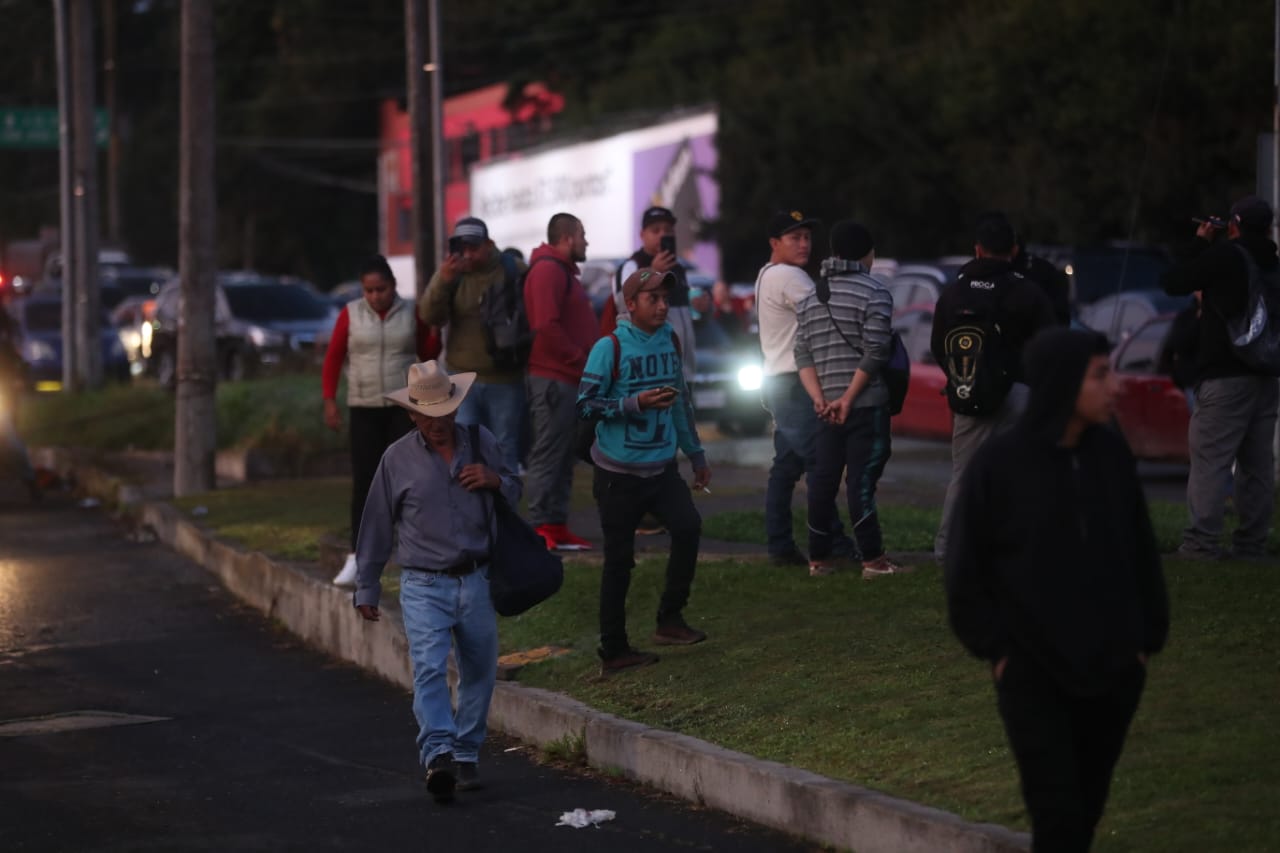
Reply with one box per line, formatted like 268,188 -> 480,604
0,491 -> 816,852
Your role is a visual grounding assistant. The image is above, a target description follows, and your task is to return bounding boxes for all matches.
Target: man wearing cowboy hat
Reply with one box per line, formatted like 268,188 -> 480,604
353,360 -> 521,804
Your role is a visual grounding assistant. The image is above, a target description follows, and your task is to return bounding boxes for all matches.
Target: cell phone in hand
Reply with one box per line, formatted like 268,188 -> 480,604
660,234 -> 677,256
659,385 -> 679,397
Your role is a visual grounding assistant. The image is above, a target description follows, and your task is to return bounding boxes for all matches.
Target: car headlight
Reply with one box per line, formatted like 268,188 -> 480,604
247,325 -> 285,348
737,364 -> 763,391
22,339 -> 57,363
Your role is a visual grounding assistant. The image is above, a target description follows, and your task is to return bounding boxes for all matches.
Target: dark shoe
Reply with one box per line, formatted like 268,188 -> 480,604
769,547 -> 808,567
600,647 -> 660,675
652,618 -> 707,646
455,761 -> 483,791
425,752 -> 456,803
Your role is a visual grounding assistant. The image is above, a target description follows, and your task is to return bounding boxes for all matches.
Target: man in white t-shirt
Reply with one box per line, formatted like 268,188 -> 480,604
756,210 -> 852,566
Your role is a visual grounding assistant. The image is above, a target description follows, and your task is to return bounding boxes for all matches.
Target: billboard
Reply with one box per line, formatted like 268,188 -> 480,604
469,110 -> 720,277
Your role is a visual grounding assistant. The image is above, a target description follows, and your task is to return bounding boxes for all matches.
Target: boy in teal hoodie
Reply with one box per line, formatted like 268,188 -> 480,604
578,268 -> 713,674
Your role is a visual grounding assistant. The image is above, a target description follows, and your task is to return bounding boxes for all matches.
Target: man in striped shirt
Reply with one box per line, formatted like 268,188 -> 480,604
794,221 -> 911,579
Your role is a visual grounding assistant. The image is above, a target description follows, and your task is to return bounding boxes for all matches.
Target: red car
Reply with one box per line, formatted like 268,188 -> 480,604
891,305 -> 953,441
1111,314 -> 1190,462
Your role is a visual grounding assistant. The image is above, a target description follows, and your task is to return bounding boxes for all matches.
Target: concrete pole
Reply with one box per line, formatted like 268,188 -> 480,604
104,0 -> 122,247
174,0 -> 218,496
70,0 -> 101,389
405,0 -> 438,301
52,0 -> 77,391
428,0 -> 446,261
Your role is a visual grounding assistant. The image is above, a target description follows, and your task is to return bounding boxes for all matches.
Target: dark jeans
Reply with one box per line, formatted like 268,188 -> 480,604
808,406 -> 891,562
349,405 -> 413,551
761,374 -> 847,556
593,462 -> 701,658
996,656 -> 1146,853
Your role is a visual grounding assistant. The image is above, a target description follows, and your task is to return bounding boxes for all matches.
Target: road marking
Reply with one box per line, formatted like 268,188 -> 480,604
0,710 -> 171,737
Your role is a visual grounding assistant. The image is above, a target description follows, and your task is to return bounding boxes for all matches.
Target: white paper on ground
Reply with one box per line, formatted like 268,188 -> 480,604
555,808 -> 617,828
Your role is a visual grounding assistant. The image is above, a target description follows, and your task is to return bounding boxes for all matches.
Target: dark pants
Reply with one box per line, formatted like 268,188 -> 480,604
808,405 -> 891,562
593,462 -> 701,658
349,405 -> 414,551
996,657 -> 1146,853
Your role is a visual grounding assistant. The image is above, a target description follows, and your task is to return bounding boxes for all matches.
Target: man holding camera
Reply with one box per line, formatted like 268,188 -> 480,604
418,217 -> 525,473
1162,195 -> 1280,560
601,206 -> 696,379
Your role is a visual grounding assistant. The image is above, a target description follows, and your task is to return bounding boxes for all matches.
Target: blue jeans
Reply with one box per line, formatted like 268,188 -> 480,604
399,568 -> 498,767
456,380 -> 525,473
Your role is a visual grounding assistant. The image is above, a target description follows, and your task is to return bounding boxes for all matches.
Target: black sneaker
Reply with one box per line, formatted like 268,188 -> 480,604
652,615 -> 707,646
768,547 -> 808,567
425,752 -> 456,803
456,761 -> 483,791
599,647 -> 660,675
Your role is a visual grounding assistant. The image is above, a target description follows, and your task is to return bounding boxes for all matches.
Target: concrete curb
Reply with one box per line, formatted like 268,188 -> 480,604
47,448 -> 1029,853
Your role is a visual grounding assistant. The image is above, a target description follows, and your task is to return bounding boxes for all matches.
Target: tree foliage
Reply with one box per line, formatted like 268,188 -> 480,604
0,0 -> 1273,284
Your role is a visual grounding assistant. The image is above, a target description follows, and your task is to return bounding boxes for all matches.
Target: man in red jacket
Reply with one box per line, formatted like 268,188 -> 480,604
524,212 -> 599,550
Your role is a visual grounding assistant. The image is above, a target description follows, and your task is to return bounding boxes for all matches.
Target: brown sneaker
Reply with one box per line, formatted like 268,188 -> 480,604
652,621 -> 708,645
861,555 -> 915,580
600,647 -> 660,674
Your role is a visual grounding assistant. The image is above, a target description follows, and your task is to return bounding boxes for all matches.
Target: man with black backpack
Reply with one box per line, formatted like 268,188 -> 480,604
1162,195 -> 1280,560
524,212 -> 599,552
419,217 -> 526,472
794,221 -> 909,579
932,212 -> 1056,563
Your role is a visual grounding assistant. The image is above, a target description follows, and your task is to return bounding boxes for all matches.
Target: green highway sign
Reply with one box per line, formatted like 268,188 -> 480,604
0,107 -> 108,150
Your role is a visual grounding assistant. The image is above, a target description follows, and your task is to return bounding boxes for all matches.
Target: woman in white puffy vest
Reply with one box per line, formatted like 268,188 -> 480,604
322,255 -> 440,585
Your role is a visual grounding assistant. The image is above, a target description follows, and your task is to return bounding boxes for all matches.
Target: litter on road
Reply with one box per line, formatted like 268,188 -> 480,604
556,808 -> 617,829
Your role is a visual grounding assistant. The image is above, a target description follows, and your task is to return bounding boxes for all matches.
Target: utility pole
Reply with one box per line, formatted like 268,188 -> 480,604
52,0 -> 77,391
104,0 -> 122,246
405,0 -> 439,300
174,0 -> 218,497
70,0 -> 101,389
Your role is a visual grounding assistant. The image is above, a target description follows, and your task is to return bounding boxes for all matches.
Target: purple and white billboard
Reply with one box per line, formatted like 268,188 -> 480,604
470,110 -> 720,277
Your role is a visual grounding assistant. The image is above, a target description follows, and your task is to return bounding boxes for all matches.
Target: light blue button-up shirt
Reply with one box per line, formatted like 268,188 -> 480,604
354,423 -> 521,608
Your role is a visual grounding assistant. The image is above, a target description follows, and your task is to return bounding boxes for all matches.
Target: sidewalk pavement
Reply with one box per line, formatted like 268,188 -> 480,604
32,445 -> 1029,853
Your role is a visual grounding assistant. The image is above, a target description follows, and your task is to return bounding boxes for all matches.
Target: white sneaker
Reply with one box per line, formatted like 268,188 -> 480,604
333,553 -> 358,586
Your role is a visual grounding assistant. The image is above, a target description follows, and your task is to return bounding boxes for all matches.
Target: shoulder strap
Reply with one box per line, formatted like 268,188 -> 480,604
610,333 -> 621,378
671,330 -> 683,357
528,255 -> 573,299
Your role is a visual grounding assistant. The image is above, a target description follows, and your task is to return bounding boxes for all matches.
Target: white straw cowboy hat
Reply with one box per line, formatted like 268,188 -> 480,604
384,360 -> 476,417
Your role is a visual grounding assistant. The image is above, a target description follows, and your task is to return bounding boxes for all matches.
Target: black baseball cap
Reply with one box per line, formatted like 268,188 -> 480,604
641,206 -> 677,228
450,216 -> 489,246
1230,196 -> 1273,234
768,209 -> 819,239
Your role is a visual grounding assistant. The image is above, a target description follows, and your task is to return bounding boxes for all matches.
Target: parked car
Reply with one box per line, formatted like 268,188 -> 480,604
687,316 -> 768,436
146,272 -> 337,387
1030,243 -> 1172,309
889,304 -> 952,441
1077,289 -> 1191,345
9,292 -> 130,391
1111,314 -> 1189,462
885,259 -> 966,310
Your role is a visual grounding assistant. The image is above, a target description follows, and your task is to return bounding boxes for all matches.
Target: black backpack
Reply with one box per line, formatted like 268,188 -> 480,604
476,254 -> 568,371
940,287 -> 1013,417
1216,245 -> 1280,375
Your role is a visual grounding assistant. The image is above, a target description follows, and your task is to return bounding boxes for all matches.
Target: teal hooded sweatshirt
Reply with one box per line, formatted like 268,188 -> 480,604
577,319 -> 707,476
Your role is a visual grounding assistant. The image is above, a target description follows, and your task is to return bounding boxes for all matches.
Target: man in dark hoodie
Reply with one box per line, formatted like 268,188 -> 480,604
1162,195 -> 1280,560
946,327 -> 1169,853
931,212 -> 1056,562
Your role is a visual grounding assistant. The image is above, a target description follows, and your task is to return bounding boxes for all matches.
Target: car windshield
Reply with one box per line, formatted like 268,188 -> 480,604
1073,250 -> 1171,304
693,318 -> 734,350
223,284 -> 330,323
23,300 -> 110,331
